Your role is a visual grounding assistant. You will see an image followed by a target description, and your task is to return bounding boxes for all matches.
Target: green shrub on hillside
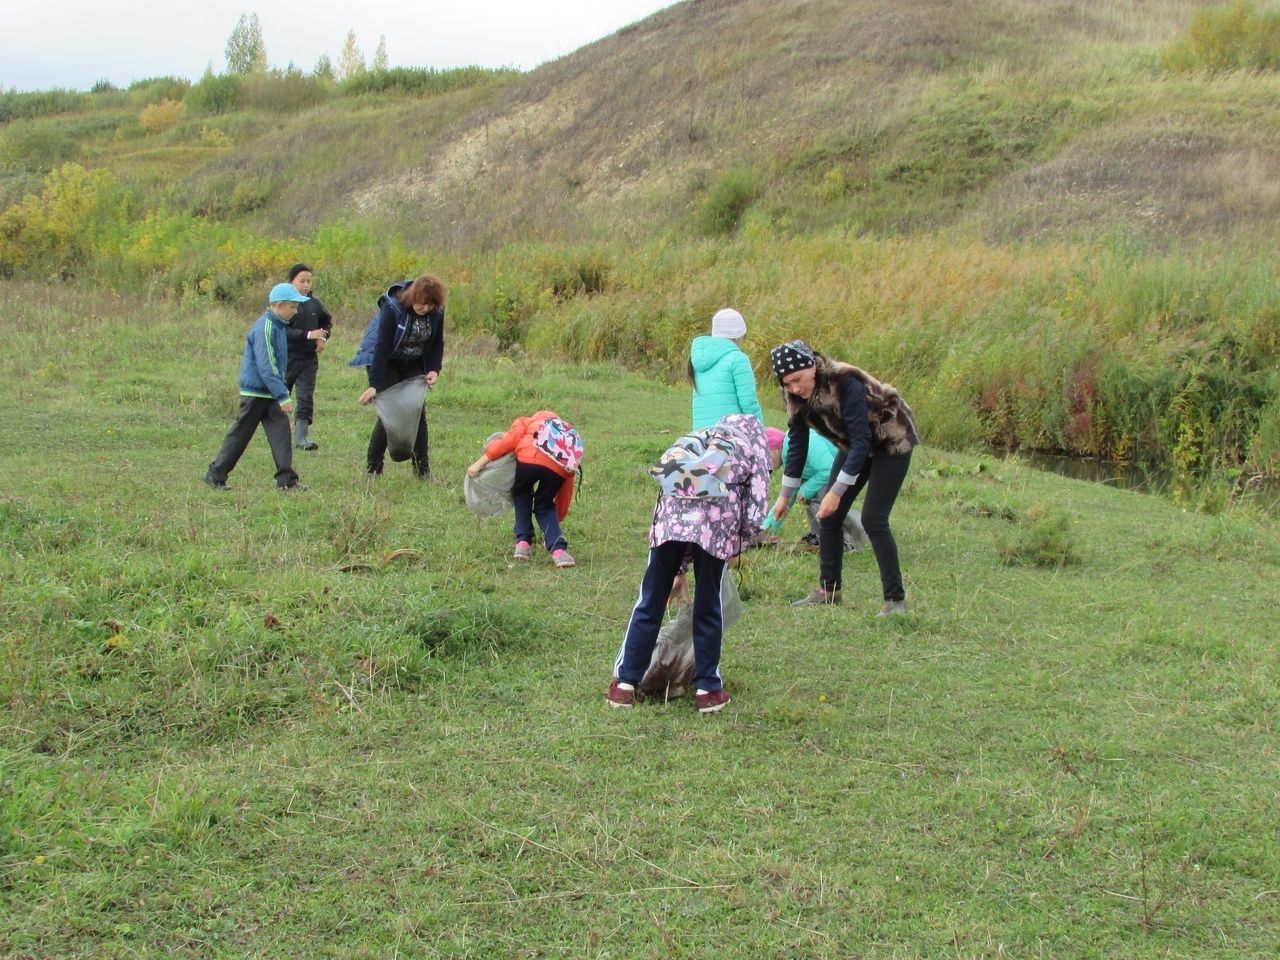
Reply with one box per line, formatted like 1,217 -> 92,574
1162,0 -> 1280,73
699,168 -> 759,235
0,120 -> 78,172
185,70 -> 242,116
338,65 -> 517,97
0,89 -> 86,123
0,164 -> 126,273
238,71 -> 330,113
127,76 -> 191,105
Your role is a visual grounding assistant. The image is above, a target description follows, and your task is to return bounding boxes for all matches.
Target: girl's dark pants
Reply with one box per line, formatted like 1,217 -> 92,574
819,450 -> 911,599
207,396 -> 298,488
366,359 -> 428,476
512,461 -> 567,552
614,541 -> 727,694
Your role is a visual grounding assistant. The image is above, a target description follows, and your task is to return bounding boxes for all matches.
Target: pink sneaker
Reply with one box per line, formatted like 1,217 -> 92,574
552,549 -> 575,568
513,541 -> 532,561
695,688 -> 731,713
606,679 -> 637,708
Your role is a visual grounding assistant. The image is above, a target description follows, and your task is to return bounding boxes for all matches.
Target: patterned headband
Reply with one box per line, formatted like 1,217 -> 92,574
770,340 -> 816,379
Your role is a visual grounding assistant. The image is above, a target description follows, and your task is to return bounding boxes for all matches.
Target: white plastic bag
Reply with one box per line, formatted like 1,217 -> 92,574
372,377 -> 427,462
464,432 -> 516,517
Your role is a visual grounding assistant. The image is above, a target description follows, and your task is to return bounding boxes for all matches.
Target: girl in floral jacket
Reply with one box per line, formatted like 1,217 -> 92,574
607,414 -> 770,713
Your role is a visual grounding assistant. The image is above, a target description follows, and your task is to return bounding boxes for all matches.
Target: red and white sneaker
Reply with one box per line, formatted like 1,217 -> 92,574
552,549 -> 576,568
695,688 -> 731,713
513,541 -> 532,561
606,679 -> 637,708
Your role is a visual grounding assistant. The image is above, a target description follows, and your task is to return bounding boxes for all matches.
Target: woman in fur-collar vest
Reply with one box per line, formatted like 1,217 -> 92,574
768,340 -> 919,614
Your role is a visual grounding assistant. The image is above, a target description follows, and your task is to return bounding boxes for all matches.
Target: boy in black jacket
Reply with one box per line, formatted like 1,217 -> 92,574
283,263 -> 333,450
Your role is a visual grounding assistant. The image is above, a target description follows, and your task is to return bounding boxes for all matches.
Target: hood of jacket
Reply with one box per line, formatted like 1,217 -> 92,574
689,335 -> 743,373
376,281 -> 413,317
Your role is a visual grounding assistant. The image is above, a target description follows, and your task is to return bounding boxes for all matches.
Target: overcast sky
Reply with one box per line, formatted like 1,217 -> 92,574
1,0 -> 677,92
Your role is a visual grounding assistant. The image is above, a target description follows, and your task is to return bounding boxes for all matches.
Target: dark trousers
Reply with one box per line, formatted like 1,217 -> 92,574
819,450 -> 911,599
208,396 -> 298,488
512,461 -> 567,552
366,360 -> 428,475
614,541 -> 728,693
285,353 -> 318,424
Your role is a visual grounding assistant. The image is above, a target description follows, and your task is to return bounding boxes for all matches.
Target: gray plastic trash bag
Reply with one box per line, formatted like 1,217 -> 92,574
640,566 -> 745,699
372,377 -> 426,462
464,432 -> 516,517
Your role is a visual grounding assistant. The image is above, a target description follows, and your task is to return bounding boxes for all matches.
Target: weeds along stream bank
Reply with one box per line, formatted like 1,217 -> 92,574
1,282 -> 1278,956
2,177 -> 1278,504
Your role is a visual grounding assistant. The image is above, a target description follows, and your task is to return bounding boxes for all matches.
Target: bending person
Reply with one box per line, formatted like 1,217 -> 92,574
350,274 -> 446,479
769,340 -> 919,614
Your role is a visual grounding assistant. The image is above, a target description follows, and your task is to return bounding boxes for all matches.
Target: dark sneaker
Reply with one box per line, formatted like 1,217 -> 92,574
799,532 -> 820,551
514,541 -> 532,561
203,472 -> 230,491
792,588 -> 842,606
606,679 -> 637,708
695,688 -> 731,713
295,439 -> 319,451
878,600 -> 908,617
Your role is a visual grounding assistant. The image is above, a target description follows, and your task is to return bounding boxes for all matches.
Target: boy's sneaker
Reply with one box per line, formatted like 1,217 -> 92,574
606,680 -> 637,708
792,587 -> 841,606
552,549 -> 576,568
799,532 -> 820,550
203,472 -> 230,491
513,541 -> 532,561
695,688 -> 731,713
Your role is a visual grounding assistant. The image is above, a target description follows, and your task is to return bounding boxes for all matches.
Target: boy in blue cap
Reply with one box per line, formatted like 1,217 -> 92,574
204,282 -> 311,491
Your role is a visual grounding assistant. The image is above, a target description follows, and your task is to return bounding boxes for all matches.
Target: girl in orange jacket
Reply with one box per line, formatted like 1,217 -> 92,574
467,410 -> 581,567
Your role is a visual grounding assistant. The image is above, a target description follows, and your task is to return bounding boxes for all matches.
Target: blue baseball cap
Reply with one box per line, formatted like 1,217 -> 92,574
269,282 -> 310,303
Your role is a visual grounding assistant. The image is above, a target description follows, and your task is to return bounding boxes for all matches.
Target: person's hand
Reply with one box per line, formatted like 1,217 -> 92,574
815,490 -> 841,520
313,337 -> 326,353
668,571 -> 689,610
772,496 -> 790,523
425,371 -> 438,386
358,387 -> 376,406
466,457 -> 488,479
307,329 -> 327,341
280,401 -> 294,415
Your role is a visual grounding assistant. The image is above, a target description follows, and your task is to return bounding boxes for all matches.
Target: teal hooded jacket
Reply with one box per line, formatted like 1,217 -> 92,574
689,336 -> 763,430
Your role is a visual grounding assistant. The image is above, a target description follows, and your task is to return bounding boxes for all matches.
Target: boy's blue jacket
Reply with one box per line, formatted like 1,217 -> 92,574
238,308 -> 291,403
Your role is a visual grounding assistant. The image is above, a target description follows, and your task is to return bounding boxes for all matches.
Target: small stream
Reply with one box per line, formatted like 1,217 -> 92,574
991,448 -> 1279,512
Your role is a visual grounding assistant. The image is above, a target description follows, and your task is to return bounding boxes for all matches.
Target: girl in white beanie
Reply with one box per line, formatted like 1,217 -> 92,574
687,307 -> 764,430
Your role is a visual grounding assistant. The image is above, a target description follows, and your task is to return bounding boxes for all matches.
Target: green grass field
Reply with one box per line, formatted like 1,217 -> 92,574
2,283 -> 1277,958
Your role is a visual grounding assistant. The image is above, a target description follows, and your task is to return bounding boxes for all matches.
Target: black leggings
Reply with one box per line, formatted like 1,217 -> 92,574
818,450 -> 911,600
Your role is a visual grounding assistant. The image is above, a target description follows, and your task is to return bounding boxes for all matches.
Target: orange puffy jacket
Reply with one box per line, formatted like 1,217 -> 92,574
483,410 -> 577,520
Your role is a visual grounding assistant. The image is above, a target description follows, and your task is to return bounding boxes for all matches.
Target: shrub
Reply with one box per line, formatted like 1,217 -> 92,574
230,178 -> 273,214
997,505 -> 1082,567
127,75 -> 191,105
0,88 -> 85,123
138,98 -> 185,133
90,79 -> 118,94
237,71 -> 330,113
185,70 -> 241,116
0,120 -> 78,171
0,163 -> 127,272
1162,0 -> 1280,73
337,65 -> 516,97
698,167 -> 759,235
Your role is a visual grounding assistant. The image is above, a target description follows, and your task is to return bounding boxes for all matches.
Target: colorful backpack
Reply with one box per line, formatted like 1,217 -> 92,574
532,417 -> 584,474
649,428 -> 738,499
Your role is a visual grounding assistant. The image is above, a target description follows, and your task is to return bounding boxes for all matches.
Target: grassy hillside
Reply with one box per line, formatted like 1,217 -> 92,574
6,1 -> 1279,248
2,282 -> 1279,958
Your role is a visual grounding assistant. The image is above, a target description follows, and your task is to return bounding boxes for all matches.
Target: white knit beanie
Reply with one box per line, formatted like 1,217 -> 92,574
711,307 -> 747,339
